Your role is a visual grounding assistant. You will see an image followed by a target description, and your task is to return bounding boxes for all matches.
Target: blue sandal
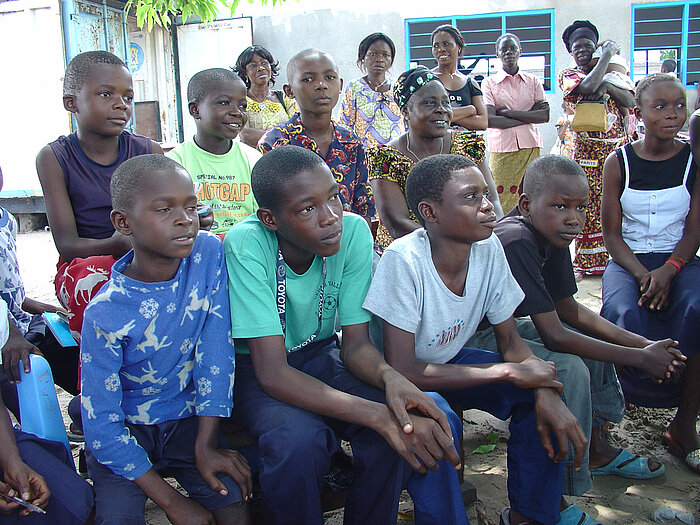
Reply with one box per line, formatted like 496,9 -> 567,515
560,504 -> 602,525
590,448 -> 664,479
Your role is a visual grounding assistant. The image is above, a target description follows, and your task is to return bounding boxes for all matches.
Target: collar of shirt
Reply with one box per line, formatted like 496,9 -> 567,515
492,68 -> 525,84
283,113 -> 361,151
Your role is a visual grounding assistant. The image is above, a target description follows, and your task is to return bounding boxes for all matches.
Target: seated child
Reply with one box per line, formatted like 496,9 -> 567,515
80,155 -> 251,524
602,73 -> 700,475
36,50 -> 162,341
224,145 -> 464,525
0,165 -> 78,399
167,68 -> 261,237
0,300 -> 94,525
259,49 -> 377,226
363,154 -> 590,525
494,155 -> 683,495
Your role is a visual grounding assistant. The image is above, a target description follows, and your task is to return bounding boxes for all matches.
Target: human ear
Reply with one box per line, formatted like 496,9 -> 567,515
189,102 -> 200,119
518,193 -> 531,217
633,105 -> 642,122
256,208 -> 279,231
110,209 -> 132,236
283,84 -> 294,99
418,201 -> 437,223
63,95 -> 77,114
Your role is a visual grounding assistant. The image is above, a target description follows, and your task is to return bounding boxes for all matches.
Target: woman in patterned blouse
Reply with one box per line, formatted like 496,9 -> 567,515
339,33 -> 404,148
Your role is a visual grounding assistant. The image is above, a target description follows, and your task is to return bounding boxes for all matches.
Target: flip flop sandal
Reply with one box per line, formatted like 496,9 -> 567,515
559,504 -> 603,525
663,431 -> 700,475
590,448 -> 665,479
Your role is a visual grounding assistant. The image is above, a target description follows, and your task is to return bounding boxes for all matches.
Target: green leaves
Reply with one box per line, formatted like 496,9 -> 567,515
472,432 -> 500,454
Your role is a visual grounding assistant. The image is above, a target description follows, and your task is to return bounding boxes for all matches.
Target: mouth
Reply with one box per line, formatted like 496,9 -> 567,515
431,119 -> 448,126
315,96 -> 332,104
173,232 -> 196,244
108,117 -> 128,125
224,122 -> 242,130
480,215 -> 497,227
437,54 -> 450,61
256,72 -> 269,78
559,232 -> 580,241
320,229 -> 342,243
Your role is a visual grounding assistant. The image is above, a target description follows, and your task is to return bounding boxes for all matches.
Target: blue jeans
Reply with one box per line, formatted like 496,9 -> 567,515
232,337 -> 466,525
440,346 -> 564,525
467,319 -> 625,497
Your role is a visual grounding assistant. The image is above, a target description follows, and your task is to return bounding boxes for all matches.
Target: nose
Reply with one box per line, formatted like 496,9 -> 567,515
174,207 -> 194,226
319,203 -> 339,226
481,195 -> 494,213
316,79 -> 327,90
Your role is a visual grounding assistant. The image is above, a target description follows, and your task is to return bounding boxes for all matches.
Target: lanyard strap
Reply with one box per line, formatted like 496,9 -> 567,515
276,248 -> 327,352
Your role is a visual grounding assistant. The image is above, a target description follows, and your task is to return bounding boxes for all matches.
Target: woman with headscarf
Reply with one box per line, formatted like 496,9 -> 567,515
339,33 -> 404,148
558,20 -> 635,279
234,45 -> 297,148
366,66 -> 501,250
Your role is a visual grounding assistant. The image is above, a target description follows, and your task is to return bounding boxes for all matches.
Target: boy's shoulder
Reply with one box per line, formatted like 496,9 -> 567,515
333,121 -> 363,149
494,214 -> 537,250
168,138 -> 261,164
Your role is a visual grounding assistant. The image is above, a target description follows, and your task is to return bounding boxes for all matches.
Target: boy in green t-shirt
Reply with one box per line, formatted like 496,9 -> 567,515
168,68 -> 261,236
224,145 -> 465,525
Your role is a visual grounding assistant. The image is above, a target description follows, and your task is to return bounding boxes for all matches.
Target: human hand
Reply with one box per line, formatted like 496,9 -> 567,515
195,443 -> 252,501
196,204 -> 214,232
638,265 -> 675,311
375,407 -> 460,474
600,40 -> 620,57
533,388 -> 588,469
531,100 -> 549,111
640,339 -> 686,382
1,330 -> 42,383
163,494 -> 215,525
1,459 -> 50,515
507,355 -> 563,393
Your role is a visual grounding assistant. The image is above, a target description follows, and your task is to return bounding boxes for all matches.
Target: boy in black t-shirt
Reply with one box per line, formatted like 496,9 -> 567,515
491,155 -> 686,495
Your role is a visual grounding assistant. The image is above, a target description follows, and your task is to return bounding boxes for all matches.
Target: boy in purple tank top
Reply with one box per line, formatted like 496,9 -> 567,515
35,51 -> 162,350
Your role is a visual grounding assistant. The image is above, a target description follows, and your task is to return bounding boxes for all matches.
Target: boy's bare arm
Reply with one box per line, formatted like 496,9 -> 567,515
21,298 -> 65,316
2,315 -> 41,382
531,304 -> 684,381
150,141 -> 164,155
36,146 -> 132,262
370,179 -> 421,241
248,334 -> 452,473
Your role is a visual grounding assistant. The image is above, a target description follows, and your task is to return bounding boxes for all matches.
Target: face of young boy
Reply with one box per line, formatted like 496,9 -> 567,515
525,174 -> 589,248
69,63 -> 134,136
430,167 -> 496,244
636,81 -> 687,141
192,77 -> 248,141
123,168 -> 199,268
287,54 -> 342,114
272,164 -> 344,259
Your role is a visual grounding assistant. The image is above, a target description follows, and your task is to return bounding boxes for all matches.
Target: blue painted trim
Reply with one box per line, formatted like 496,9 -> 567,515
682,3 -> 690,84
60,0 -> 78,64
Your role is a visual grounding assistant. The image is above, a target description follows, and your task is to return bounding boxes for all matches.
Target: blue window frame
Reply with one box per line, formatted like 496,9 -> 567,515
631,1 -> 700,86
405,10 -> 554,92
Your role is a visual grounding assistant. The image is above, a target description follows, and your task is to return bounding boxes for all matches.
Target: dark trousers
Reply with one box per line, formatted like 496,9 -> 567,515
440,347 -> 564,525
232,337 -> 465,525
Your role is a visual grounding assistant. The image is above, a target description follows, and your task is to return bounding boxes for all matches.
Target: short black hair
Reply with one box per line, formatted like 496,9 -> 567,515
286,48 -> 337,81
357,33 -> 396,69
233,45 -> 280,88
522,154 -> 585,197
661,59 -> 677,73
187,68 -> 243,104
251,146 -> 327,211
63,51 -> 128,96
111,154 -> 187,211
634,73 -> 685,106
496,33 -> 521,52
430,24 -> 465,55
406,154 -> 476,226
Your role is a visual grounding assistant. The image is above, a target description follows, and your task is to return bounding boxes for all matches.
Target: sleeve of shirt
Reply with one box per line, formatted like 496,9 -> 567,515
502,239 -> 557,317
225,234 -> 283,339
483,237 -> 526,325
362,249 -> 421,334
481,77 -> 496,107
534,77 -> 546,101
351,145 -> 377,220
337,216 -> 373,327
339,83 -> 357,128
165,145 -> 183,164
80,306 -> 152,481
193,237 -> 235,417
258,127 -> 285,154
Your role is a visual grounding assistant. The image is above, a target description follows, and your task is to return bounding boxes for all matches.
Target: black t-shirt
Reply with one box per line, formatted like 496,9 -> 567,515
495,214 -> 578,318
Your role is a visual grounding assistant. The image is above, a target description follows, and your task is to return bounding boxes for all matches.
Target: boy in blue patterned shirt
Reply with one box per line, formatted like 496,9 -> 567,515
80,155 -> 252,525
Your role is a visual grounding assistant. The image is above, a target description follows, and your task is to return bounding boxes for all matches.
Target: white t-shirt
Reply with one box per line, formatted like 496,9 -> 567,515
363,229 -> 524,364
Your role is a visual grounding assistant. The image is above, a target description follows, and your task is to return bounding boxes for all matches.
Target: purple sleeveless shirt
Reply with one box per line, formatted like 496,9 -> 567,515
49,131 -> 152,239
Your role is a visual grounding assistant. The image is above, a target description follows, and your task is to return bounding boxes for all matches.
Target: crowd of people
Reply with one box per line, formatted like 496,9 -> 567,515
0,15 -> 697,525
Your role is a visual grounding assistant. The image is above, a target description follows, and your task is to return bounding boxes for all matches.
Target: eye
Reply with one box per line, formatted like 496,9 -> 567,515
156,207 -> 170,213
186,205 -> 198,212
218,100 -> 230,105
654,104 -> 665,110
577,205 -> 587,211
554,204 -> 565,210
240,103 -> 248,111
302,76 -> 313,82
124,95 -> 133,103
326,74 -> 336,81
300,205 -> 315,215
677,103 -> 686,109
330,193 -> 340,202
99,91 -> 110,98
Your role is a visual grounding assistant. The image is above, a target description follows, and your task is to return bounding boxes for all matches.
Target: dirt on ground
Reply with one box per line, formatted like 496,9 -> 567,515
16,230 -> 699,524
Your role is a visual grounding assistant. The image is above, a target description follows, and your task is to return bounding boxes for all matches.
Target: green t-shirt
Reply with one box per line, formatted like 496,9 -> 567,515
224,213 -> 373,354
167,139 -> 261,235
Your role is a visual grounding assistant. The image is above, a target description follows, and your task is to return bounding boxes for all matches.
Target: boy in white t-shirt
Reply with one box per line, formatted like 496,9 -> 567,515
363,154 -> 590,525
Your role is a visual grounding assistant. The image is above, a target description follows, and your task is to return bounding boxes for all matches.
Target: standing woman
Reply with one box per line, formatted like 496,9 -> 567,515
481,33 -> 550,213
366,67 -> 501,249
234,45 -> 297,148
558,20 -> 634,278
430,24 -> 503,218
339,33 -> 404,148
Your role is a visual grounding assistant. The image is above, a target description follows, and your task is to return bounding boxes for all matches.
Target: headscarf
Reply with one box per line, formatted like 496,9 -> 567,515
393,66 -> 439,109
562,20 -> 599,53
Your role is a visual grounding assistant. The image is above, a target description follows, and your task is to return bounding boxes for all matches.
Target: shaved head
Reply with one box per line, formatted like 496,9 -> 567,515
286,48 -> 338,82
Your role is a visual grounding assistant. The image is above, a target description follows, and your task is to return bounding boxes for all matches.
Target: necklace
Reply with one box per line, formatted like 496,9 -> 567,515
366,75 -> 389,91
405,133 -> 444,162
248,89 -> 269,106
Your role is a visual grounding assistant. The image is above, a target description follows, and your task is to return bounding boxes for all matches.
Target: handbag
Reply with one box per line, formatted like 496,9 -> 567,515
571,98 -> 607,132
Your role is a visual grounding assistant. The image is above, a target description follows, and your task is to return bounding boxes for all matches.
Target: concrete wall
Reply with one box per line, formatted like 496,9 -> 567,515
236,0 -> 693,153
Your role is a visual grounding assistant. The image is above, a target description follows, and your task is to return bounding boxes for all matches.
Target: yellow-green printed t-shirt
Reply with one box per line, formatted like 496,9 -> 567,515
224,213 -> 373,354
167,139 -> 261,235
